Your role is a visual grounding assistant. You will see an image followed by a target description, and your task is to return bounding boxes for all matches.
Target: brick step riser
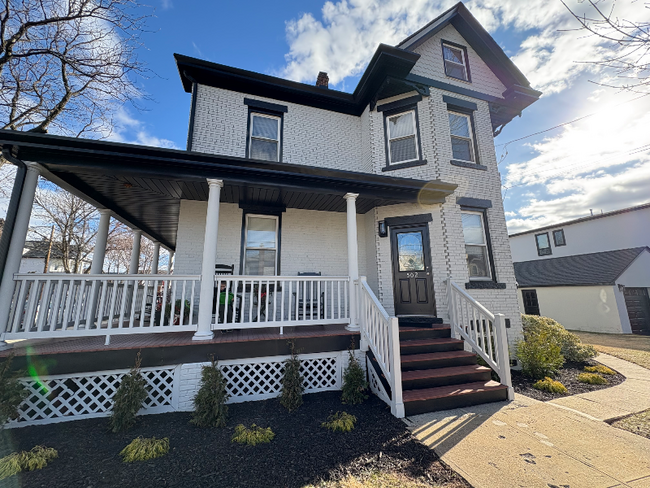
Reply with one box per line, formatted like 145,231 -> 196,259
400,355 -> 477,371
399,329 -> 451,341
402,370 -> 492,391
404,388 -> 508,416
401,343 -> 464,355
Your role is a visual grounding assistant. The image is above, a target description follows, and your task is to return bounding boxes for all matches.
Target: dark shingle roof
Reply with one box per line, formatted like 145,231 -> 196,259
514,247 -> 649,287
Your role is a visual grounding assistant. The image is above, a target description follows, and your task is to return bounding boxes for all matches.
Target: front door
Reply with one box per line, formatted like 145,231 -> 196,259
389,224 -> 436,317
624,287 -> 650,335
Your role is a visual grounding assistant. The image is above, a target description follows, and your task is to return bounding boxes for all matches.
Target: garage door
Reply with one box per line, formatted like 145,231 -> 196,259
624,288 -> 650,335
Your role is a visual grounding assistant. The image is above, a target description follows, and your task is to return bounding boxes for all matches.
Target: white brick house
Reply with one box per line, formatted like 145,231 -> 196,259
0,2 -> 540,424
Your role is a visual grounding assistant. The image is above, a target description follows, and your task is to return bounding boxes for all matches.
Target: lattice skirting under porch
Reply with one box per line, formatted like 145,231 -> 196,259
6,350 -> 365,428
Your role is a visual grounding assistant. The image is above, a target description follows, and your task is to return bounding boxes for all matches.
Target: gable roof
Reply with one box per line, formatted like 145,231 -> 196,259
22,240 -> 83,260
514,247 -> 649,287
509,202 -> 650,238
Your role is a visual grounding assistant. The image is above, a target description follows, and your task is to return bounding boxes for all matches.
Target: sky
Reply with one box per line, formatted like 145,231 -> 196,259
14,0 -> 650,235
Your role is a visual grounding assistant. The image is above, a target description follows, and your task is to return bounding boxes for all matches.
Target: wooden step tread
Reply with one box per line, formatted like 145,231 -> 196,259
401,338 -> 463,347
399,325 -> 450,332
403,381 -> 507,402
402,365 -> 490,381
401,350 -> 475,363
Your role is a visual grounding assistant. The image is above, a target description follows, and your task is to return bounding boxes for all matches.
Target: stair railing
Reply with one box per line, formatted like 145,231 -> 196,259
446,278 -> 513,400
359,277 -> 404,417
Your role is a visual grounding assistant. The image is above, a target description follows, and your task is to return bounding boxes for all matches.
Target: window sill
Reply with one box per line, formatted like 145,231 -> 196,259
382,159 -> 428,172
451,160 -> 487,171
465,281 -> 507,290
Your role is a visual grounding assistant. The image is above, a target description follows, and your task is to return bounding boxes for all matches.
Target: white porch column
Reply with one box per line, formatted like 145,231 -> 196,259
90,209 -> 111,274
194,179 -> 223,341
129,229 -> 142,274
168,251 -> 174,274
0,164 -> 40,343
344,193 -> 360,331
151,241 -> 160,275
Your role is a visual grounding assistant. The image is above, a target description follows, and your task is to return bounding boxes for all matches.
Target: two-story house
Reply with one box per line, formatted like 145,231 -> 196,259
510,203 -> 650,335
0,2 -> 540,426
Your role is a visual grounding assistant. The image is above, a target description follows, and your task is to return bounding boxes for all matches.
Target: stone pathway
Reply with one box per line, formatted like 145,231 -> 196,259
405,353 -> 650,488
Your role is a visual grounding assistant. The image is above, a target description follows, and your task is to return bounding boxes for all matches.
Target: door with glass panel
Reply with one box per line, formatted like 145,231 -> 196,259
389,224 -> 435,317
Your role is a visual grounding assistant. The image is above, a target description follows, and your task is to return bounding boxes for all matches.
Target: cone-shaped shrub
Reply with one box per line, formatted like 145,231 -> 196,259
110,352 -> 148,433
0,354 -> 27,427
280,341 -> 304,412
341,347 -> 368,405
191,359 -> 229,428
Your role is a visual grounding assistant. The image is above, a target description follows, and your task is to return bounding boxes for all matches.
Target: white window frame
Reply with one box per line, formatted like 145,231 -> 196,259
461,210 -> 492,281
386,110 -> 419,165
248,112 -> 281,162
442,43 -> 469,81
448,111 -> 476,163
242,213 -> 279,276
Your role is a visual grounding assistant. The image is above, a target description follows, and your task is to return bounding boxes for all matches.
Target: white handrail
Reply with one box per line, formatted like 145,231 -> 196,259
359,277 -> 404,417
446,278 -> 513,400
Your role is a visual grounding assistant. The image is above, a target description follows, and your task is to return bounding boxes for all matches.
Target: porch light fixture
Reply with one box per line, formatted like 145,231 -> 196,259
378,221 -> 387,237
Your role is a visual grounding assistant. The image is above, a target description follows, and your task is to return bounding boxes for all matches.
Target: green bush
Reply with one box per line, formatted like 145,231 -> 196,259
521,315 -> 597,362
0,446 -> 58,480
532,377 -> 568,394
120,437 -> 169,463
0,354 -> 27,427
191,359 -> 229,428
577,372 -> 607,385
280,341 -> 304,412
110,352 -> 148,433
516,327 -> 565,379
584,365 -> 616,375
322,412 -> 357,433
341,347 -> 368,405
231,424 -> 275,446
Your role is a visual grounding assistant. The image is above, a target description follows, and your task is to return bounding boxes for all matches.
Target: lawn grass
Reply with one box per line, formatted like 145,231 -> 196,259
572,332 -> 650,370
610,409 -> 650,440
305,471 -> 446,488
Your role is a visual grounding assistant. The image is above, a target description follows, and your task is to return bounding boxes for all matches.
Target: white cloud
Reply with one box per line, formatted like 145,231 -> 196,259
161,0 -> 172,9
108,108 -> 179,149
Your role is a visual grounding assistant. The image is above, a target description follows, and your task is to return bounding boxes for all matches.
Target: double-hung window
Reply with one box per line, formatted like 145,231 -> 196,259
461,211 -> 492,280
443,43 -> 469,81
243,214 -> 279,276
448,111 -> 476,163
536,233 -> 552,256
386,110 -> 419,165
248,112 -> 281,162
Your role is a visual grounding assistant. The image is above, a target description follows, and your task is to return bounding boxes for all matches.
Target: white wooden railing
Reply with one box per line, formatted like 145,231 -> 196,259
212,275 -> 350,333
5,274 -> 200,341
359,277 -> 404,417
446,278 -> 513,399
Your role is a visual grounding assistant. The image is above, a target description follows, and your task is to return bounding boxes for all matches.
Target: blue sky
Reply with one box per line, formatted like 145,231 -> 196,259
88,1 -> 650,233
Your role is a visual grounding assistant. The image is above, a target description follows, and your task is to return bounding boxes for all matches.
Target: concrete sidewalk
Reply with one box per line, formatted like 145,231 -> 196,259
405,354 -> 650,488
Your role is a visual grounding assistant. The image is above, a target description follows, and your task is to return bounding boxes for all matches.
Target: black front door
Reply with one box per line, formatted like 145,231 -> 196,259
624,287 -> 650,335
389,224 -> 436,317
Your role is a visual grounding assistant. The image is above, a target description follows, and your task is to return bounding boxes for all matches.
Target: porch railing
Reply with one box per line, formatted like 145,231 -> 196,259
5,274 -> 200,340
211,275 -> 350,333
446,278 -> 513,399
359,277 -> 404,417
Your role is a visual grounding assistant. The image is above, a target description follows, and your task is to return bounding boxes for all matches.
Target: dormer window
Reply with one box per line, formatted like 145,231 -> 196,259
248,112 -> 281,161
442,42 -> 470,82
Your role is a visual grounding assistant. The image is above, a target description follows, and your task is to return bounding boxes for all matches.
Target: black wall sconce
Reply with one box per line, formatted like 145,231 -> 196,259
378,220 -> 387,237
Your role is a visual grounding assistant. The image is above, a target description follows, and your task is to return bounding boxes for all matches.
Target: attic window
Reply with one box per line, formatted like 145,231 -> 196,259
442,42 -> 470,82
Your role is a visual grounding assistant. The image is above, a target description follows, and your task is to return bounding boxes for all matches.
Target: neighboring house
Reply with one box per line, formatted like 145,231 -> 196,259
20,240 -> 88,273
0,2 -> 540,425
510,203 -> 650,335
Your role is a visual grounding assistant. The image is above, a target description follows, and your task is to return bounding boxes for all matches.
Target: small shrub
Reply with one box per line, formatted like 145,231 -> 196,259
322,412 -> 357,433
578,372 -> 607,385
231,424 -> 275,446
584,365 -> 616,375
0,446 -> 58,480
516,327 -> 564,379
120,437 -> 169,463
110,352 -> 148,433
191,359 -> 229,428
280,341 -> 304,412
0,354 -> 28,426
521,315 -> 597,363
533,377 -> 568,394
341,346 -> 368,405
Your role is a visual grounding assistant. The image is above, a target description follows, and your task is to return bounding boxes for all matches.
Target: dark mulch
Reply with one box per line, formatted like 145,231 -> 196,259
511,359 -> 626,402
0,392 -> 469,488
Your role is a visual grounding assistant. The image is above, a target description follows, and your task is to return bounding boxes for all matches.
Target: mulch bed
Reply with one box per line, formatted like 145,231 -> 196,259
511,358 -> 626,402
0,392 -> 469,488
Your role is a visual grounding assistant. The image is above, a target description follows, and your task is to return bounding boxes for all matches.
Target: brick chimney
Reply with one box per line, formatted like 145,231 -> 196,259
316,72 -> 329,88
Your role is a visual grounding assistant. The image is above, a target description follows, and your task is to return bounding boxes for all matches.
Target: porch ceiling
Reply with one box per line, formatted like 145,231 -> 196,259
0,130 -> 457,250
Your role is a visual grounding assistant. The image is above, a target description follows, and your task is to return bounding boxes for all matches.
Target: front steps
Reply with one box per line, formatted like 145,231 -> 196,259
369,319 -> 508,416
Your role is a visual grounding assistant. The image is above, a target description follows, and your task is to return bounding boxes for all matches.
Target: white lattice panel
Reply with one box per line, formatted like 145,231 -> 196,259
7,366 -> 178,428
367,357 -> 390,407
